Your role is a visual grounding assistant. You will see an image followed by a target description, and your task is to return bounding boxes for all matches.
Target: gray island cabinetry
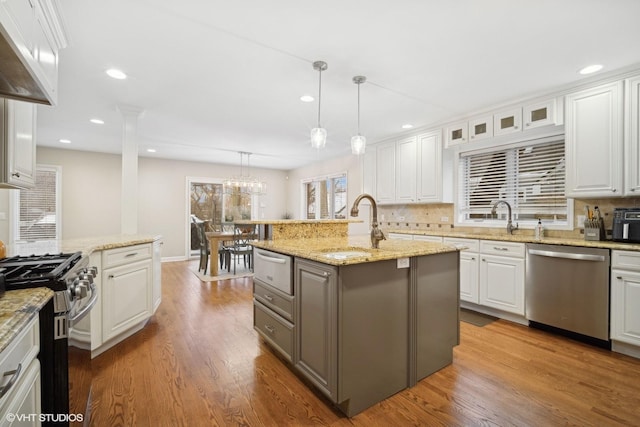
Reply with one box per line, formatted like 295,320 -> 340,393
252,237 -> 459,417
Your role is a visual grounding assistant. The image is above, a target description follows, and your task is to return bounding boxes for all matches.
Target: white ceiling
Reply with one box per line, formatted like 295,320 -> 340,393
35,0 -> 640,170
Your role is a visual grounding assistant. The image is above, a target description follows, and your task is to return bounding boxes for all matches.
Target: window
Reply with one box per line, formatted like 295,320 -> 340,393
302,173 -> 347,219
457,138 -> 571,228
14,165 -> 61,241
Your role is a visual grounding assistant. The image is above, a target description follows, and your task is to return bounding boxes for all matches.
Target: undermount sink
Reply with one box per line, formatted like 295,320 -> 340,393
323,251 -> 371,260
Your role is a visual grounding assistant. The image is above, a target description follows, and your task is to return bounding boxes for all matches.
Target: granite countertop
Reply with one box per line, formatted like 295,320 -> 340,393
235,219 -> 363,225
7,234 -> 162,257
385,229 -> 640,251
252,235 -> 459,266
0,288 -> 54,354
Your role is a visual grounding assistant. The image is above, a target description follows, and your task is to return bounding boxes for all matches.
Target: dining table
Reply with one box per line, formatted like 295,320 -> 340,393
205,231 -> 234,276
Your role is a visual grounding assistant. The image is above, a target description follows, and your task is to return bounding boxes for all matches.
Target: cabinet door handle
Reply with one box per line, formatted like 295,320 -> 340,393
264,325 -> 275,334
263,294 -> 273,301
617,276 -> 622,280
0,363 -> 22,399
125,252 -> 138,258
108,274 -> 114,279
514,126 -> 519,129
11,172 -> 20,178
493,246 -> 509,251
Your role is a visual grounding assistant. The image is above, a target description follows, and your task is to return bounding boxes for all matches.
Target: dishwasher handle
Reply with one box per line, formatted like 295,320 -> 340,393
527,248 -> 606,262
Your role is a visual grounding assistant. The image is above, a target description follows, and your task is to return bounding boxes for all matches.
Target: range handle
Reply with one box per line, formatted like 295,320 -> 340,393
528,248 -> 605,262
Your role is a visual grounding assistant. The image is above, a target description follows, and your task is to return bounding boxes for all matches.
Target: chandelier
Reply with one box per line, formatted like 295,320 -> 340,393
223,152 -> 267,195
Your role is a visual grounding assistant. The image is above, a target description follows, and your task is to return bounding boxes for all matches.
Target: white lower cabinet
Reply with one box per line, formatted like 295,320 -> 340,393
70,242 -> 159,357
102,256 -> 153,343
611,251 -> 640,351
0,316 -> 40,427
478,241 -> 525,316
443,238 -> 480,304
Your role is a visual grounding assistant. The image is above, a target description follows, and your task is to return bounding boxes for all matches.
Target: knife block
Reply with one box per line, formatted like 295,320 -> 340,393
584,218 -> 605,241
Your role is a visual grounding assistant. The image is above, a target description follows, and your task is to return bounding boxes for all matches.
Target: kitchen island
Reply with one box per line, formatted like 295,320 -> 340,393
251,235 -> 460,416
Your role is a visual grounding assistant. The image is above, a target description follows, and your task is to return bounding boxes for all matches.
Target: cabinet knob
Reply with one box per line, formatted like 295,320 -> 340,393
631,188 -> 636,192
11,172 -> 20,178
526,123 -> 531,127
471,135 -> 475,139
612,188 -> 617,193
323,271 -> 331,277
514,126 -> 519,129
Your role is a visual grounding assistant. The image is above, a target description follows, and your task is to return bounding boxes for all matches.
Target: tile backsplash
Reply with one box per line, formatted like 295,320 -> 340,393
378,198 -> 640,239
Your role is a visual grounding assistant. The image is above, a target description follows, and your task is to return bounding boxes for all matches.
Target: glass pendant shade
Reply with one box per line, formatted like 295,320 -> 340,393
351,134 -> 366,155
223,152 -> 267,195
310,127 -> 327,149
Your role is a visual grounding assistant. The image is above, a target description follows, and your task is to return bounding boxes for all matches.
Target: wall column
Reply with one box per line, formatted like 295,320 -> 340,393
117,105 -> 143,234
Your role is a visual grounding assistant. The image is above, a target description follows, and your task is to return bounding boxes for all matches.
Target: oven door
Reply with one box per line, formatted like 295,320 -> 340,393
68,282 -> 98,425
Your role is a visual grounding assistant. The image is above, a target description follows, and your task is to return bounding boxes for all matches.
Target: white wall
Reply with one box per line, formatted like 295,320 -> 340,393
3,147 -> 287,259
285,152 -> 370,235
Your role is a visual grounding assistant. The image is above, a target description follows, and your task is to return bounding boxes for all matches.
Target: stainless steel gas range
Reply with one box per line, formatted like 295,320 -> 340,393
0,252 -> 97,426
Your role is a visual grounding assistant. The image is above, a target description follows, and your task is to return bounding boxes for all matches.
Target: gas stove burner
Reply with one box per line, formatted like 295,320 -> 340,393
0,251 -> 84,291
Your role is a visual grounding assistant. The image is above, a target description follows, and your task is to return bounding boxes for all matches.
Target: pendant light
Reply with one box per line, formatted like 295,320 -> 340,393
310,60 -> 328,149
350,75 -> 367,155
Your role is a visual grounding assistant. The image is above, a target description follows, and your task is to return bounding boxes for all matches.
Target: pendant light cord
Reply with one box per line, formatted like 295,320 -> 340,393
357,81 -> 361,135
317,68 -> 322,128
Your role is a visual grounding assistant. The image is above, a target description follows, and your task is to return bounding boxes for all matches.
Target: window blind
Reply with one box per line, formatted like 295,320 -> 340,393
458,139 -> 566,222
18,167 -> 59,241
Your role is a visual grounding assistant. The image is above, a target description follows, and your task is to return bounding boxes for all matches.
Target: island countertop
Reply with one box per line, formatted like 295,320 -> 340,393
251,235 -> 459,266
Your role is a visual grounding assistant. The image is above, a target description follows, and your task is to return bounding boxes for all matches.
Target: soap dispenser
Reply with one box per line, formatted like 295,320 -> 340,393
535,219 -> 544,240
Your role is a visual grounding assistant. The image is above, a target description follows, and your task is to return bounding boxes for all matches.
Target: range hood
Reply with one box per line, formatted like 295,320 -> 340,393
0,34 -> 51,105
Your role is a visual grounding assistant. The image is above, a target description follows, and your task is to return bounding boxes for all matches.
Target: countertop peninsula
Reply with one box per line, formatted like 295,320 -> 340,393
7,234 -> 162,257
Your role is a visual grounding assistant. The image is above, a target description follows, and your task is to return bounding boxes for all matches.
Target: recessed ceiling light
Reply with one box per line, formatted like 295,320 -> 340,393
402,124 -> 414,129
90,118 -> 104,124
300,95 -> 314,103
579,64 -> 603,75
106,68 -> 127,79
147,148 -> 156,153
59,139 -> 71,144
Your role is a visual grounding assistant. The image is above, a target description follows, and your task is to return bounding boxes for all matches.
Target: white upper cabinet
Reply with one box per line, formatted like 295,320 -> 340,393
362,148 -> 376,198
416,130 -> 443,202
493,107 -> 522,136
523,98 -> 558,129
625,75 -> 640,195
375,141 -> 396,203
445,121 -> 468,148
468,115 -> 493,141
565,81 -> 624,198
0,99 -> 37,189
395,136 -> 417,202
0,0 -> 66,104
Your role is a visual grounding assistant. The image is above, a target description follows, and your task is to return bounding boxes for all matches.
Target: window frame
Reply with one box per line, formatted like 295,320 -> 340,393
300,171 -> 348,220
454,137 -> 573,230
10,164 -> 62,242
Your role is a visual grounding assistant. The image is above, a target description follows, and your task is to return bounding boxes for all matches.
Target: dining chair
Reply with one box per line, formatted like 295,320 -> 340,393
227,224 -> 257,274
192,219 -> 210,274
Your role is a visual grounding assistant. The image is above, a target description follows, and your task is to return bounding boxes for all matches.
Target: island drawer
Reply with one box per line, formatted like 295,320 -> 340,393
254,301 -> 294,362
103,243 -> 152,268
253,248 -> 293,295
254,279 -> 294,322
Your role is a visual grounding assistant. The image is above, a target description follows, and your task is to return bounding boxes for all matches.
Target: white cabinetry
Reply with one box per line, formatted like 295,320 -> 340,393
565,81 -> 624,197
362,148 -> 376,198
102,244 -> 153,343
0,0 -> 66,104
523,98 -> 558,129
0,99 -> 36,189
611,251 -> 640,358
479,241 -> 525,315
445,121 -> 468,147
0,316 -> 40,426
372,130 -> 444,204
395,136 -> 417,203
444,238 -> 480,304
375,141 -> 396,203
468,115 -> 493,141
493,107 -> 522,136
625,75 -> 640,195
416,130 -> 443,202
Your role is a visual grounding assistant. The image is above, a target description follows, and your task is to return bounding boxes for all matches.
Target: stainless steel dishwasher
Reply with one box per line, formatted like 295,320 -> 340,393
525,243 -> 610,345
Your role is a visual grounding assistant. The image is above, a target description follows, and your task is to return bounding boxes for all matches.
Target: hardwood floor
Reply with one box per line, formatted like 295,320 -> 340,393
86,260 -> 640,426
